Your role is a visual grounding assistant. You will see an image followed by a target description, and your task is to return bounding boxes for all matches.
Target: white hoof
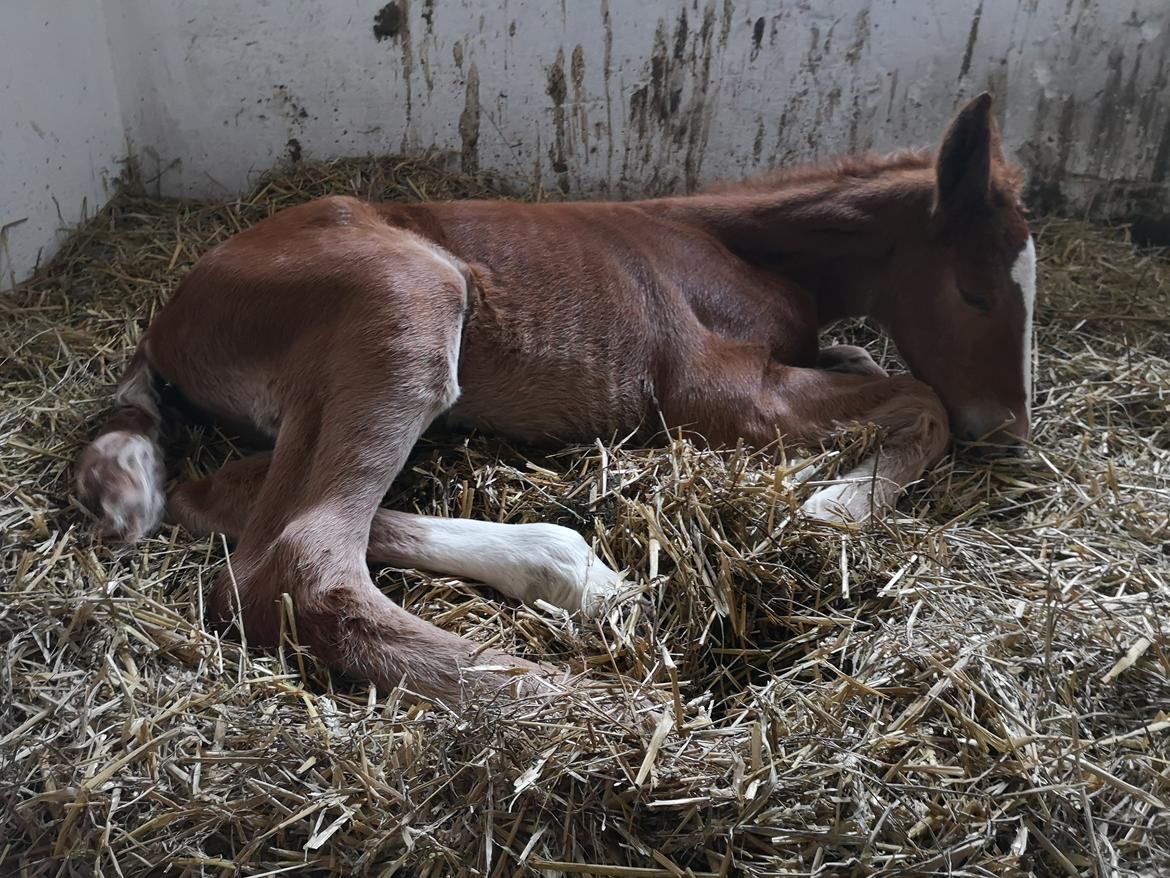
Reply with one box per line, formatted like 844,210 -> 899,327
578,555 -> 624,618
77,431 -> 166,542
522,524 -> 623,617
801,456 -> 886,524
801,482 -> 873,524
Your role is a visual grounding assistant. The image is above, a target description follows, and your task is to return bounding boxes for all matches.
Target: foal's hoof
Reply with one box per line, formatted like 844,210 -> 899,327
801,483 -> 874,525
460,651 -> 564,702
816,344 -> 888,378
519,523 -> 624,617
76,431 -> 166,543
579,561 -> 626,618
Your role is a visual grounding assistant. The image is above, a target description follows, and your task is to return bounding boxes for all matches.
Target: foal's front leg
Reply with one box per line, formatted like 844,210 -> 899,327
665,337 -> 950,522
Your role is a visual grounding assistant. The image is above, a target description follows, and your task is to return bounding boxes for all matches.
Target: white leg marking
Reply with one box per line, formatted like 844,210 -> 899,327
398,517 -> 622,616
1011,236 -> 1037,422
80,431 -> 166,541
801,454 -> 887,524
80,355 -> 165,542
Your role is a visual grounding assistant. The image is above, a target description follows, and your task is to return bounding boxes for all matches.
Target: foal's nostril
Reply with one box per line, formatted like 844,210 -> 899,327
953,424 -> 978,443
952,418 -> 986,444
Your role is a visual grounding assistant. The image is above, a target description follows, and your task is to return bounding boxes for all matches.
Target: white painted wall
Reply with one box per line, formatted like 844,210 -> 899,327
3,0 -> 1169,284
102,0 -> 1169,221
0,1 -> 126,287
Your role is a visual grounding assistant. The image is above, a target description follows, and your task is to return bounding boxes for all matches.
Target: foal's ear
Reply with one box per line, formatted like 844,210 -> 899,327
935,93 -> 994,219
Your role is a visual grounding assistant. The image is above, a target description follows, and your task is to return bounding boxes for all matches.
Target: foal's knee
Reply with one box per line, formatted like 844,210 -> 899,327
883,376 -> 951,464
802,376 -> 950,524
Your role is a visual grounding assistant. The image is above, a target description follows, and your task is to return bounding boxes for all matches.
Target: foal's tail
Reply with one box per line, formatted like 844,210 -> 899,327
76,342 -> 167,542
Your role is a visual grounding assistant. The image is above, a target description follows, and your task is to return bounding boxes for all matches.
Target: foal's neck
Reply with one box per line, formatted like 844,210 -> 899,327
655,158 -> 937,326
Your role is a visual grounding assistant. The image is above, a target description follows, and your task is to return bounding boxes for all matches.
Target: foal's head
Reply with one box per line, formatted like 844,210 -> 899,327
877,94 -> 1034,446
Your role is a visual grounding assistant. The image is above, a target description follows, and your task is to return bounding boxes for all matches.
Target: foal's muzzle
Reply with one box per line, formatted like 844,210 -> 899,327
952,406 -> 1029,452
959,438 -> 1026,460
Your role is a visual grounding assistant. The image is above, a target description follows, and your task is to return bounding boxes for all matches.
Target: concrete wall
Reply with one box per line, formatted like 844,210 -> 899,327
3,0 -> 1169,285
104,0 -> 1170,235
0,1 -> 127,287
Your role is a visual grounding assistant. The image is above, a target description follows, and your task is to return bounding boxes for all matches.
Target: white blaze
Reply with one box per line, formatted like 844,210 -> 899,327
1011,236 -> 1037,421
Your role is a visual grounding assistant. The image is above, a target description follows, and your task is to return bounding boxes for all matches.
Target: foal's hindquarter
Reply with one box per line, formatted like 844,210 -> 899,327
80,102 -> 1034,703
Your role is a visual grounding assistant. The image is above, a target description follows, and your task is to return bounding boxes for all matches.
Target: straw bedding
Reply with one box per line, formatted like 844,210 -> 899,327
2,156 -> 1168,877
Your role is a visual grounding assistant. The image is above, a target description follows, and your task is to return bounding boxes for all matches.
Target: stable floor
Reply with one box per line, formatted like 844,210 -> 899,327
2,158 -> 1168,877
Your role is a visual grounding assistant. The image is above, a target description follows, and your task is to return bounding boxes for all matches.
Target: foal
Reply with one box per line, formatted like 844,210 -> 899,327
76,94 -> 1035,704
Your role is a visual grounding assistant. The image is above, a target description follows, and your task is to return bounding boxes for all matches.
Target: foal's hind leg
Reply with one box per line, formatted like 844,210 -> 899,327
211,294 -> 553,706
167,453 -> 273,539
170,453 -> 621,616
216,411 -> 549,705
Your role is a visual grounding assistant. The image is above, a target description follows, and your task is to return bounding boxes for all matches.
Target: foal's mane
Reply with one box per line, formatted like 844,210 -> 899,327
702,149 -> 935,196
704,147 -> 1023,201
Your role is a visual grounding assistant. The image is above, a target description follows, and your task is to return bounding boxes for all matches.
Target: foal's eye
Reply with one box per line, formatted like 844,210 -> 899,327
958,287 -> 992,312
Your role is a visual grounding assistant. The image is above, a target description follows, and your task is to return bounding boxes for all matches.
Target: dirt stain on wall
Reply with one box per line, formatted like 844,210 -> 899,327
546,48 -> 571,192
459,63 -> 480,173
622,1 -> 718,194
374,0 -> 1165,240
373,0 -> 414,147
958,1 -> 983,80
372,2 -> 403,40
571,45 -> 589,154
601,0 -> 615,188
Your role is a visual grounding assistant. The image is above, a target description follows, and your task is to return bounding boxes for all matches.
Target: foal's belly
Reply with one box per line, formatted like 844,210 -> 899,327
443,315 -> 654,444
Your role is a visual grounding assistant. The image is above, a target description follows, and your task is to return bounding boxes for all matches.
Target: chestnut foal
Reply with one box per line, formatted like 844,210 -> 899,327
77,94 -> 1035,704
